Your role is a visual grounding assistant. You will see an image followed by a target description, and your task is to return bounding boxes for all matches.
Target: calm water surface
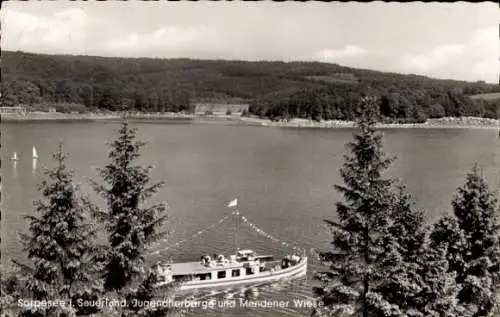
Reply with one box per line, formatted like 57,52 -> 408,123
2,121 -> 499,316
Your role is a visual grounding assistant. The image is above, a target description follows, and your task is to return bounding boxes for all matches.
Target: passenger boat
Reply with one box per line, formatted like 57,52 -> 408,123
155,249 -> 307,291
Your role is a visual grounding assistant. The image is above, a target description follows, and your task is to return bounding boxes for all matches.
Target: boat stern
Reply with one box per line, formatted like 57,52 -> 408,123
155,263 -> 173,286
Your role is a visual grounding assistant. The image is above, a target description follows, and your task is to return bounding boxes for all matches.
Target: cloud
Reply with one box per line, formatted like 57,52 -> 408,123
400,44 -> 464,72
104,26 -> 217,56
398,27 -> 498,82
1,8 -> 88,53
311,45 -> 367,62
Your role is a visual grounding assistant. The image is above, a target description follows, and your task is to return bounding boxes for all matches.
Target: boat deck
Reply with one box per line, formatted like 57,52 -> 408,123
170,260 -> 247,275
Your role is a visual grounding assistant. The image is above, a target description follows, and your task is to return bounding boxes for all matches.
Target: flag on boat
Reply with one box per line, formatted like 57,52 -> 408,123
227,198 -> 238,208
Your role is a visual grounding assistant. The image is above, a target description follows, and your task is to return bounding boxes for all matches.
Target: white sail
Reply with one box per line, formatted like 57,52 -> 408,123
227,198 -> 238,208
32,146 -> 39,159
11,152 -> 18,161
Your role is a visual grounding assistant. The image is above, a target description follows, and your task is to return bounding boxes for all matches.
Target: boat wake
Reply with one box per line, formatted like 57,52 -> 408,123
151,200 -> 316,316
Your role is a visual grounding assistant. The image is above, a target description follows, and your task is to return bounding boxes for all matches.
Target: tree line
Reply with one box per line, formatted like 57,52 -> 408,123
1,97 -> 499,317
2,76 -> 195,114
249,83 -> 500,123
2,51 -> 500,121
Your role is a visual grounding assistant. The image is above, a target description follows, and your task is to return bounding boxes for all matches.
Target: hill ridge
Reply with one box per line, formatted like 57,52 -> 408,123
2,50 -> 499,121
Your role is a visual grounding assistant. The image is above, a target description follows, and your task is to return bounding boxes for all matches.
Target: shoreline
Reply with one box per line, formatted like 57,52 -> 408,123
241,117 -> 500,130
2,112 -> 499,130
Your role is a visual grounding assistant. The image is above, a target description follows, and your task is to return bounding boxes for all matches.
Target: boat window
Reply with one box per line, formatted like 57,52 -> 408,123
173,275 -> 187,282
195,273 -> 211,280
245,267 -> 254,275
217,271 -> 226,279
231,269 -> 240,277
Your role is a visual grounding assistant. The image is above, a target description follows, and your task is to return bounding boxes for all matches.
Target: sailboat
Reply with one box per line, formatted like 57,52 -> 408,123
32,146 -> 39,159
10,152 -> 19,161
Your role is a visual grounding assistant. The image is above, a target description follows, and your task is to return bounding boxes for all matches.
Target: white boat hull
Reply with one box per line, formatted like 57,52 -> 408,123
177,257 -> 307,291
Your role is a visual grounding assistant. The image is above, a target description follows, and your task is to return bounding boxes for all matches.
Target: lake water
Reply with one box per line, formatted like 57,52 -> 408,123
2,121 -> 499,316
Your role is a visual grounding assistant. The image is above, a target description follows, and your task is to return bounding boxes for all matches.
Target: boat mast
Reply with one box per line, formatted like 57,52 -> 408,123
235,206 -> 238,253
227,198 -> 239,253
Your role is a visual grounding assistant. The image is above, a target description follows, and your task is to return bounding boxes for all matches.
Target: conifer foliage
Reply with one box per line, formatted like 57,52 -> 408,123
314,96 -> 400,317
376,186 -> 464,317
20,143 -> 99,317
372,187 -> 426,315
93,122 -> 168,293
123,270 -> 168,317
431,164 -> 500,316
313,97 -> 473,317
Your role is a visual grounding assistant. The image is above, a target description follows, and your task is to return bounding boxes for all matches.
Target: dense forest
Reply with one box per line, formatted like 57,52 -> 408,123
2,50 -> 500,122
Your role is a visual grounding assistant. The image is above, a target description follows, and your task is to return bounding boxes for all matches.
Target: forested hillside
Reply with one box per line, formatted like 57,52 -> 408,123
2,50 -> 500,121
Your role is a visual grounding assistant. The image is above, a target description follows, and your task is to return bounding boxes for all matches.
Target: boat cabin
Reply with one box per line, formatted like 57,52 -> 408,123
236,249 -> 256,261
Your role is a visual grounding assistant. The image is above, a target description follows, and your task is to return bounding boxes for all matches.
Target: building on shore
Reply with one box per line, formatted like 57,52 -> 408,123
0,106 -> 27,115
194,103 -> 249,114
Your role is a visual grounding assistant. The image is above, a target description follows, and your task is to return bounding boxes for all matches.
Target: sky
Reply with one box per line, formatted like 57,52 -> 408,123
2,1 -> 499,83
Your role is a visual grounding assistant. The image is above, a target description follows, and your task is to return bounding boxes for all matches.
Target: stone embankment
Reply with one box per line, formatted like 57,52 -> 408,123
3,111 -> 499,130
240,116 -> 500,129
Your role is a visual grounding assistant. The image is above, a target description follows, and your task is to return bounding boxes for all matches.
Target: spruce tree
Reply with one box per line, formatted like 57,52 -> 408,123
373,186 -> 426,315
430,216 -> 467,285
415,243 -> 464,317
314,97 -> 401,317
93,122 -> 168,294
19,143 -> 99,317
375,186 -> 467,317
432,164 -> 500,316
1,263 -> 23,316
123,269 -> 168,317
389,186 -> 427,263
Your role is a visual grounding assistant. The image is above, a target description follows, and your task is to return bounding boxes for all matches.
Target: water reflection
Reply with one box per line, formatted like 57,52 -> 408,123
242,287 -> 259,300
32,158 -> 37,174
12,161 -> 18,178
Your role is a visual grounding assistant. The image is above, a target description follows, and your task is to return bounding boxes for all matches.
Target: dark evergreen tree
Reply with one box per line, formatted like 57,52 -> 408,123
430,216 -> 467,284
314,96 -> 401,317
122,270 -> 169,317
93,122 -> 168,293
390,187 -> 427,263
0,263 -> 22,316
431,164 -> 500,316
455,165 -> 499,316
374,186 -> 466,316
415,243 -> 465,317
373,186 -> 425,315
19,143 -> 100,317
